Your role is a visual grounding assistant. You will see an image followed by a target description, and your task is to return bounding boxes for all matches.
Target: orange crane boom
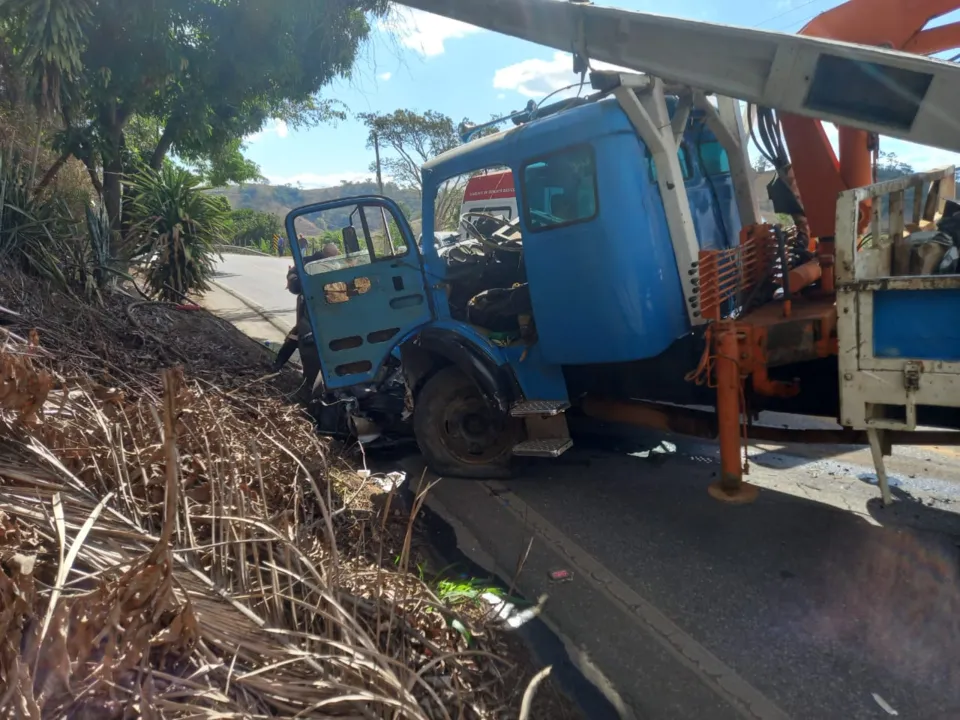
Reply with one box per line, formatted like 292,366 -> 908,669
784,0 -> 960,238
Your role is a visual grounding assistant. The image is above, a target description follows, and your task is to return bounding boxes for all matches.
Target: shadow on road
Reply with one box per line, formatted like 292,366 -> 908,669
405,436 -> 960,720
215,307 -> 291,325
867,486 -> 960,537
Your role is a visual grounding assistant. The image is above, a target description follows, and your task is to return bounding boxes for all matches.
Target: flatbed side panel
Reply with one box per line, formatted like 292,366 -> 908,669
836,168 -> 960,430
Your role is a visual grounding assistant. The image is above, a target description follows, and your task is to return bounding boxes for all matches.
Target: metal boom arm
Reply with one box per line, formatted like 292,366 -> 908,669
396,0 -> 960,156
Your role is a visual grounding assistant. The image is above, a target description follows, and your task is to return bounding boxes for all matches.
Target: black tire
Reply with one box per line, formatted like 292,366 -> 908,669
413,365 -> 521,479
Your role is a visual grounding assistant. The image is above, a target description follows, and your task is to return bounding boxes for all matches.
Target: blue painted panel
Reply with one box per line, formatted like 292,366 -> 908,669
417,320 -> 568,402
427,319 -> 509,365
285,196 -> 434,389
518,130 -> 689,365
873,288 -> 960,361
502,342 -> 570,402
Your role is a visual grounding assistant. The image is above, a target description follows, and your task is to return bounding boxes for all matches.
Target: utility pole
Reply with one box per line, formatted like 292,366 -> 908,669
373,131 -> 385,195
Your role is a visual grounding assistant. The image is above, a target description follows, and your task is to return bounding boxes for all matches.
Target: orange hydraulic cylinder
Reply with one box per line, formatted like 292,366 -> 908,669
778,115 -> 847,239
839,127 -> 874,234
787,259 -> 822,293
716,327 -> 743,493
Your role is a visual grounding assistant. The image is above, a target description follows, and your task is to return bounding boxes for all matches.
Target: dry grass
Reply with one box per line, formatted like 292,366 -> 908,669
0,273 -> 579,719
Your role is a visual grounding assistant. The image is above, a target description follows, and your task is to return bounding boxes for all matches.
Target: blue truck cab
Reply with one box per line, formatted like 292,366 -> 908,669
286,81 -> 742,477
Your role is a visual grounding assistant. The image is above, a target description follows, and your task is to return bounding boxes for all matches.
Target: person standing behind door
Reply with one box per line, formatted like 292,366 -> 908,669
272,242 -> 342,384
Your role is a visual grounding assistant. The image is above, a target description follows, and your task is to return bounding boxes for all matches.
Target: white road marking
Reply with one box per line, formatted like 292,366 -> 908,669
484,480 -> 793,720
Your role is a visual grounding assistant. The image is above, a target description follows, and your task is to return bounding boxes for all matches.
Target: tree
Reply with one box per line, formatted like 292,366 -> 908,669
753,155 -> 773,173
227,208 -> 283,248
360,109 -> 490,231
359,110 -> 461,194
876,150 -> 913,181
3,0 -> 389,247
189,138 -> 264,188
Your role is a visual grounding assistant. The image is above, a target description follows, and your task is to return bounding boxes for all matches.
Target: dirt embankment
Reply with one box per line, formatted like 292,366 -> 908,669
0,274 -> 579,719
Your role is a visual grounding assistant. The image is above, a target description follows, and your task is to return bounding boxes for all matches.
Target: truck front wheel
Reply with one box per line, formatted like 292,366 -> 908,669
413,366 -> 520,479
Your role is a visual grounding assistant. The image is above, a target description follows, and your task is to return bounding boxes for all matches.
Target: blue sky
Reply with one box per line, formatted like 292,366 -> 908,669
243,0 -> 960,188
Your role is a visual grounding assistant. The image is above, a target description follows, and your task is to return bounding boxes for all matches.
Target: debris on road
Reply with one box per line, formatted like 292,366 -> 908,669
872,692 -> 900,716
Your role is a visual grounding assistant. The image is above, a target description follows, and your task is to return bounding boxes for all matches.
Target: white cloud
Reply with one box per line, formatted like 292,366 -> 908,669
246,119 -> 288,143
380,9 -> 481,57
264,171 -> 380,189
378,71 -> 393,81
494,51 -> 631,99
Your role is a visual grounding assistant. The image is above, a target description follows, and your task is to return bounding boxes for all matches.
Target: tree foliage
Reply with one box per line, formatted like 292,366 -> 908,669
876,150 -> 914,181
2,0 -> 389,244
359,109 -> 461,194
753,155 -> 772,173
227,208 -> 282,248
189,138 -> 264,188
0,0 -> 92,111
360,109 -> 492,231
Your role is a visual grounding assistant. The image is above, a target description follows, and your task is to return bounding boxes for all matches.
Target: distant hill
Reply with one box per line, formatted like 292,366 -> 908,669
211,181 -> 422,237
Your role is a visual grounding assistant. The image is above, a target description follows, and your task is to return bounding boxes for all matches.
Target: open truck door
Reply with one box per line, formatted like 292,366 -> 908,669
285,196 -> 434,390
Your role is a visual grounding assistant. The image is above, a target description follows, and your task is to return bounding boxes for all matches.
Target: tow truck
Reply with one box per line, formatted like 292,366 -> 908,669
285,0 -> 960,505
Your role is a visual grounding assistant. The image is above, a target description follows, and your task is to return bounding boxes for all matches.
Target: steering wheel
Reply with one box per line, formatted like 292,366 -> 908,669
459,212 -> 523,254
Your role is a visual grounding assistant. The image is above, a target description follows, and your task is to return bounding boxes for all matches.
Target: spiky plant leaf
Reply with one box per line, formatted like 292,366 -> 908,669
0,149 -> 72,286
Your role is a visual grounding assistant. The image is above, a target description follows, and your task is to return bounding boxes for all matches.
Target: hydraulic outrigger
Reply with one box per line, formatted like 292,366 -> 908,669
385,0 -> 960,503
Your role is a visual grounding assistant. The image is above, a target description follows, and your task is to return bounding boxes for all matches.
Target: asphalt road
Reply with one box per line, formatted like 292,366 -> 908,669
214,253 -> 298,333
214,253 -> 960,720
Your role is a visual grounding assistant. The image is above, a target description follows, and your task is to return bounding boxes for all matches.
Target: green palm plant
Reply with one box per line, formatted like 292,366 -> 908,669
127,164 -> 225,301
0,149 -> 70,285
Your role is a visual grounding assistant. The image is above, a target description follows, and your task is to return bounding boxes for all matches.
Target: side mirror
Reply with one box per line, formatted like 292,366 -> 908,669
342,225 -> 361,254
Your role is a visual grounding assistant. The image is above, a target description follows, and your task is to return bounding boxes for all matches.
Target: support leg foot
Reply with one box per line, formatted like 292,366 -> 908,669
866,427 -> 893,506
708,480 -> 760,505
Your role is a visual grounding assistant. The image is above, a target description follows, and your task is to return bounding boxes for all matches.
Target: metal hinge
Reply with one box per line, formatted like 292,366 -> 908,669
903,361 -> 923,392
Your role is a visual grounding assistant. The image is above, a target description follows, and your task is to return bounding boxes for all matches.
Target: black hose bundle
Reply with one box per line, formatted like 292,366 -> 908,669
747,104 -> 807,221
749,105 -> 790,171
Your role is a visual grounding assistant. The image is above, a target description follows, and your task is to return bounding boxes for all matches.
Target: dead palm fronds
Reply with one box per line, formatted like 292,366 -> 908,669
0,299 -> 574,719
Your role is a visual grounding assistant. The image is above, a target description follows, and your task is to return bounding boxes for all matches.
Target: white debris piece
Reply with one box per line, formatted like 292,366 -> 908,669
871,693 -> 899,716
373,471 -> 407,492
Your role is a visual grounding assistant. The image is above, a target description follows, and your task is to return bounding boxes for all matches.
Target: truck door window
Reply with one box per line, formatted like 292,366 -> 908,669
646,144 -> 694,182
298,203 -> 409,276
521,144 -> 598,232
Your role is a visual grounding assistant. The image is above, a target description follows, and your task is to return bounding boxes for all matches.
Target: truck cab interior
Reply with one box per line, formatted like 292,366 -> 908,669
436,212 -> 530,334
433,145 -> 605,340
